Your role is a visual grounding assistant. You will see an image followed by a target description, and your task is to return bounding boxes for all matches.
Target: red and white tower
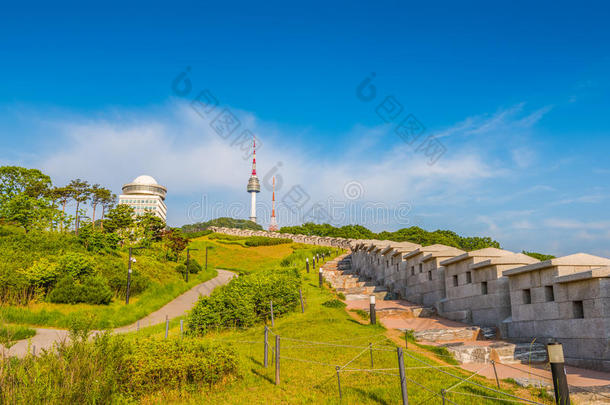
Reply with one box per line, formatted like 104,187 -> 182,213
269,176 -> 279,231
246,136 -> 260,222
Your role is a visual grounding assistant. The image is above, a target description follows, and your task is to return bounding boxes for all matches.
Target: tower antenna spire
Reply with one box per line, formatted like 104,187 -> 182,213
269,176 -> 278,231
251,136 -> 257,176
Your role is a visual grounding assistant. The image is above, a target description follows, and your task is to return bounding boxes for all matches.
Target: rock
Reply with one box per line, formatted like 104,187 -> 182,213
412,307 -> 436,318
413,326 -> 480,342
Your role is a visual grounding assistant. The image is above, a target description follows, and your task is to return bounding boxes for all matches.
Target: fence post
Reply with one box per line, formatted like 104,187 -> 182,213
548,342 -> 571,405
32,345 -> 36,356
491,359 -> 500,388
369,342 -> 374,368
441,389 -> 446,405
336,366 -> 342,399
165,315 -> 169,339
313,256 -> 316,269
404,331 -> 408,349
264,326 -> 269,368
270,300 -> 275,327
299,289 -> 305,313
205,246 -> 208,271
306,258 -> 310,273
370,295 -> 376,325
319,268 -> 323,288
275,335 -> 280,385
137,320 -> 140,332
180,319 -> 184,339
397,347 -> 409,405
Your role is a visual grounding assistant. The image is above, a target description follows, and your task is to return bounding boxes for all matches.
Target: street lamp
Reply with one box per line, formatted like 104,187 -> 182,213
126,246 -> 146,304
185,247 -> 199,283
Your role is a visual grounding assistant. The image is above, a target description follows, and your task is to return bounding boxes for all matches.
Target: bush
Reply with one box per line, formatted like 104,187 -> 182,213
0,333 -> 239,402
123,338 -> 239,396
48,275 -> 113,305
243,236 -> 293,247
188,268 -> 301,335
57,253 -> 95,279
20,258 -> 59,289
322,299 -> 346,308
187,258 -> 202,274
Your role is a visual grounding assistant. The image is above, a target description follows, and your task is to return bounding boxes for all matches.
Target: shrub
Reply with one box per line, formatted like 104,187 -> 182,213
0,333 -> 239,402
48,275 -> 113,305
243,236 -> 292,247
187,258 -> 202,274
20,258 -> 59,289
123,338 -> 239,396
322,299 -> 346,308
57,253 -> 95,279
188,268 -> 301,335
175,263 -> 187,275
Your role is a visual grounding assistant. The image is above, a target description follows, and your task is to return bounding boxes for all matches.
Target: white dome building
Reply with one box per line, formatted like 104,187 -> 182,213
118,175 -> 168,222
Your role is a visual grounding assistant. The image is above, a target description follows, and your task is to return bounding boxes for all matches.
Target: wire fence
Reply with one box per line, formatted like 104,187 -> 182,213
214,325 -> 554,405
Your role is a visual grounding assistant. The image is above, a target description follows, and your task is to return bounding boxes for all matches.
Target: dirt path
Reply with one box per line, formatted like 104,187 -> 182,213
1,269 -> 236,358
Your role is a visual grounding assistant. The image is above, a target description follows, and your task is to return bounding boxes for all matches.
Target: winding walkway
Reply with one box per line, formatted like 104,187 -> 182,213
1,269 -> 236,358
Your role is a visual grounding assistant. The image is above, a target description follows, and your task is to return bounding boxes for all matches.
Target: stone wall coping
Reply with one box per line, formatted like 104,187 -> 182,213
469,253 -> 539,270
421,248 -> 466,262
503,253 -> 610,277
439,247 -> 514,266
554,266 -> 610,283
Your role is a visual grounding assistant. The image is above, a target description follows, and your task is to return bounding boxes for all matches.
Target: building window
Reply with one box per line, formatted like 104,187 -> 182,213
452,275 -> 458,287
428,271 -> 432,281
396,263 -> 399,272
411,266 -> 415,275
573,301 -> 584,319
466,271 -> 472,283
419,263 -> 423,273
481,281 -> 488,295
544,286 -> 554,302
522,289 -> 531,304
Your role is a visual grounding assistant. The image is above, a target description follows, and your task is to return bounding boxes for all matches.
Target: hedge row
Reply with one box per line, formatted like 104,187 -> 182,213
187,267 -> 301,335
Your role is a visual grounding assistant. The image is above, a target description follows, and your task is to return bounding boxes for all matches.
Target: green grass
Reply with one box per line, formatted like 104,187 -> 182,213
126,257 -> 545,405
0,268 -> 217,329
187,234 -> 339,275
0,324 -> 35,345
350,308 -> 370,320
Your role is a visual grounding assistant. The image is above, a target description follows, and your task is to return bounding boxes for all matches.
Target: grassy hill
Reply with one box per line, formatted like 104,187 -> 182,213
0,234 -> 552,404
181,217 -> 263,235
0,225 -> 216,329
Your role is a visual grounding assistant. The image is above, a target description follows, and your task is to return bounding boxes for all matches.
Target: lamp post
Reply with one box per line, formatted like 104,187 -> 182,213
126,246 -> 145,304
186,248 -> 199,283
548,342 -> 570,405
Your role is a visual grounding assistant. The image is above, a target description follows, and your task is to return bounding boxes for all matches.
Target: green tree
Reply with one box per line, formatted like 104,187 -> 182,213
137,212 -> 165,242
104,204 -> 135,234
99,192 -> 117,231
0,166 -> 52,201
68,179 -> 91,236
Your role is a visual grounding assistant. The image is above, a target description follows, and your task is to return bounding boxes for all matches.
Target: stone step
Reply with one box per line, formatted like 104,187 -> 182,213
440,341 -> 548,364
408,327 -> 481,343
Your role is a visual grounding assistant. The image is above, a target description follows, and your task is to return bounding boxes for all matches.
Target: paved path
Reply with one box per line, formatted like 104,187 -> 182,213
1,269 -> 236,358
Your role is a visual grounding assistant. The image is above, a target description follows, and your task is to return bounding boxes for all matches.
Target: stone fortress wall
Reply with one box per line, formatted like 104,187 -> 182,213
209,227 -> 610,371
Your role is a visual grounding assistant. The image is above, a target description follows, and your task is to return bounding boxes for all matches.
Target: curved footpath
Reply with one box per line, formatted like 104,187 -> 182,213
1,269 -> 236,358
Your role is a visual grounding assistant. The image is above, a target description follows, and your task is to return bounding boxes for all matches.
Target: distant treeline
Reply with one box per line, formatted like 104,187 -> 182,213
279,222 -> 500,251
181,217 -> 263,234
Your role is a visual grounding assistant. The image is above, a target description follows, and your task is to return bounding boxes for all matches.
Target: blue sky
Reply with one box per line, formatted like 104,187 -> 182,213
1,1 -> 610,256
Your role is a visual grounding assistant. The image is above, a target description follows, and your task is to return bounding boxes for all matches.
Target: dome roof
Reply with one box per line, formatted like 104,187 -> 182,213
132,175 -> 158,185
